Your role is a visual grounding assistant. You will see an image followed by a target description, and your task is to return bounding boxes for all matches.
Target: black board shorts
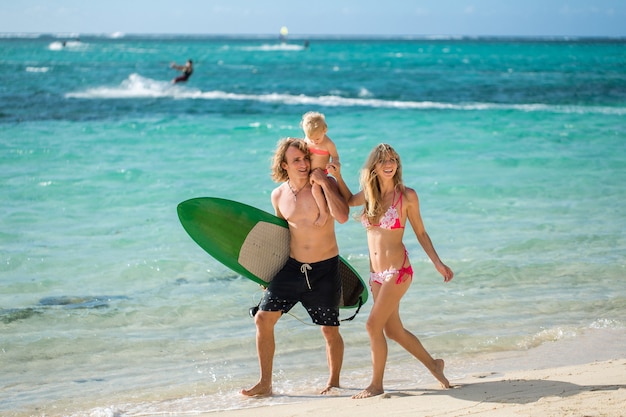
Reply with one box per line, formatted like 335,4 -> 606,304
259,256 -> 341,326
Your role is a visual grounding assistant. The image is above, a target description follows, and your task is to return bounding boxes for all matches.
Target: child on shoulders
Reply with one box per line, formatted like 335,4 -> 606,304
301,111 -> 340,227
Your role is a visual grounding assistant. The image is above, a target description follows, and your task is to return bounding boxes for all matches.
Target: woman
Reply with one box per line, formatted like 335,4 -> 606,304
333,143 -> 454,399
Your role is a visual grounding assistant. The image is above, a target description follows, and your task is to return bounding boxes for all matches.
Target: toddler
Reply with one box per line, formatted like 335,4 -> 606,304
301,111 -> 340,227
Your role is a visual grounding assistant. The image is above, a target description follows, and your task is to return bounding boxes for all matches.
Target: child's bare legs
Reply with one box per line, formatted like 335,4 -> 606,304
311,183 -> 329,227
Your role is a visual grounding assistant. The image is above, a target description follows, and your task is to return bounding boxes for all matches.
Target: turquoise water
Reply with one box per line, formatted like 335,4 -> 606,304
1,34 -> 625,416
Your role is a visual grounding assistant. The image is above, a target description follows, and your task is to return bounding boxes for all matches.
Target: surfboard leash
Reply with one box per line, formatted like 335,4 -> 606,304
248,296 -> 364,324
340,297 -> 364,322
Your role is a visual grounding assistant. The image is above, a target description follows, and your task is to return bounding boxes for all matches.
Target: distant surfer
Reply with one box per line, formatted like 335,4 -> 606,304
170,59 -> 193,84
241,138 -> 349,397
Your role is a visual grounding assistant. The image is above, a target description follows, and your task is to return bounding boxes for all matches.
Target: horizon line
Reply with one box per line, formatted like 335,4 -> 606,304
2,32 -> 626,41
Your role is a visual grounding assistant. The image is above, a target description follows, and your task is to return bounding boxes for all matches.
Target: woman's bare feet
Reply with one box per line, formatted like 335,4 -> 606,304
431,358 -> 450,388
240,382 -> 272,397
352,385 -> 384,399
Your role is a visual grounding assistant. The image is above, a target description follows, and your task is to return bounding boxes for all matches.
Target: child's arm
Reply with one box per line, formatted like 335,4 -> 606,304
325,135 -> 340,163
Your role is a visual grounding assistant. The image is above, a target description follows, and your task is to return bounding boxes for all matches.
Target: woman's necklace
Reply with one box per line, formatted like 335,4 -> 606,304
287,180 -> 307,201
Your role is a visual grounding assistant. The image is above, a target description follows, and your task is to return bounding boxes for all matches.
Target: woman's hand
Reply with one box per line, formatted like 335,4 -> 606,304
436,263 -> 454,283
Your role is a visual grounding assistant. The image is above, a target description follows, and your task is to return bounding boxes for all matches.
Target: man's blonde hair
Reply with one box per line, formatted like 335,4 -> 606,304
271,138 -> 310,182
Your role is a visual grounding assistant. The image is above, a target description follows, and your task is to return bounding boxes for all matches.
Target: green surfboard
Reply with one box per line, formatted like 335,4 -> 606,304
177,197 -> 368,309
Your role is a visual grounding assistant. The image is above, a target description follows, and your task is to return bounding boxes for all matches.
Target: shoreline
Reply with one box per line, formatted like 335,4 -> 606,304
202,358 -> 626,417
5,328 -> 625,416
9,358 -> 624,417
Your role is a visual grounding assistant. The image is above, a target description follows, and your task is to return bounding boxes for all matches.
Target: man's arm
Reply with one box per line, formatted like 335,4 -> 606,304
310,169 -> 349,224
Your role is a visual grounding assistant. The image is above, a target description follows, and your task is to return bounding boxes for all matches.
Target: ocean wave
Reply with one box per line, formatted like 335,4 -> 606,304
26,66 -> 50,73
49,40 -> 86,51
66,73 -> 178,99
65,74 -> 626,115
0,32 -> 41,39
240,43 -> 306,51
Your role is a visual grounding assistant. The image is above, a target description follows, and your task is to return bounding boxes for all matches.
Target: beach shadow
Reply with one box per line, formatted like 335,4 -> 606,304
392,379 -> 625,405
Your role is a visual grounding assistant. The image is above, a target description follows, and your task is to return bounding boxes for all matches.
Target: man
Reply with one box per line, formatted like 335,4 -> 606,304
241,138 -> 349,397
171,59 -> 193,84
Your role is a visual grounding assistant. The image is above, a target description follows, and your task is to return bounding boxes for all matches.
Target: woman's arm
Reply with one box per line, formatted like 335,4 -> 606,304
329,163 -> 364,207
405,188 -> 454,282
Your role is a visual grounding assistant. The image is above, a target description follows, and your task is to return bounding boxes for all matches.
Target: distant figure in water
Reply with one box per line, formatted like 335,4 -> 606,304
171,59 -> 193,84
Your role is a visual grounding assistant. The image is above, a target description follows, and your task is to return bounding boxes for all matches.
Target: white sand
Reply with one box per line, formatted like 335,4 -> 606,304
214,359 -> 625,417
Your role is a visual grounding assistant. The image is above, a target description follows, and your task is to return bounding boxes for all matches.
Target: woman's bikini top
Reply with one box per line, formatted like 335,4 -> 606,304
361,190 -> 404,230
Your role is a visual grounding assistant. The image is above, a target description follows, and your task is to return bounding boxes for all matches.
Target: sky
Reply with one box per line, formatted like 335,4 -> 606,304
2,0 -> 625,38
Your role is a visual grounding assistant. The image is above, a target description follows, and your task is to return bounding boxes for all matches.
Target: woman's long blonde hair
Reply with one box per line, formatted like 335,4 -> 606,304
360,143 -> 405,223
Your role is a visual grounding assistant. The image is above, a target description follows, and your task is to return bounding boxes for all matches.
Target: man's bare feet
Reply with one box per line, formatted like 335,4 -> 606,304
352,385 -> 384,399
431,358 -> 450,388
240,382 -> 272,397
320,384 -> 339,395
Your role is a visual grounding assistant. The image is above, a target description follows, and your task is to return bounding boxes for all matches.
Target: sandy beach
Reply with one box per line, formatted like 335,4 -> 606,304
214,359 -> 625,417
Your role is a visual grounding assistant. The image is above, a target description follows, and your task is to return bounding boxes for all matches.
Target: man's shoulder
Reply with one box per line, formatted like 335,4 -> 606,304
271,182 -> 287,196
271,183 -> 288,205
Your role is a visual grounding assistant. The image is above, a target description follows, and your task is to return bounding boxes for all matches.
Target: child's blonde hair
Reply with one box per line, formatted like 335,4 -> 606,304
300,111 -> 328,137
